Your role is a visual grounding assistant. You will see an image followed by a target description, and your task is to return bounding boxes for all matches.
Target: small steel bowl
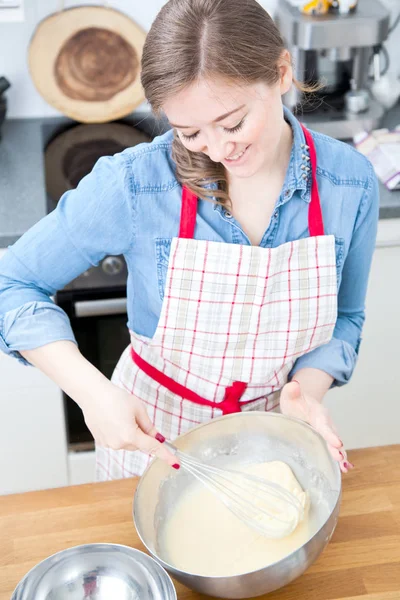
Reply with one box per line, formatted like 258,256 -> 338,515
11,543 -> 177,600
134,412 -> 342,599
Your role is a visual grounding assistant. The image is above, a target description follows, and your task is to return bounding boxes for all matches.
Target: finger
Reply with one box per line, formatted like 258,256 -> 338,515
132,428 -> 179,468
311,405 -> 342,447
343,459 -> 354,470
340,458 -> 355,473
327,444 -> 354,473
316,419 -> 342,449
135,402 -> 170,450
135,402 -> 160,438
327,417 -> 341,438
327,443 -> 346,470
328,444 -> 345,463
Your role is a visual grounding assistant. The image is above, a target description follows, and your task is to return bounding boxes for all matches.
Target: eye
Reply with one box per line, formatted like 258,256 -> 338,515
179,116 -> 246,142
180,131 -> 199,142
224,117 -> 245,134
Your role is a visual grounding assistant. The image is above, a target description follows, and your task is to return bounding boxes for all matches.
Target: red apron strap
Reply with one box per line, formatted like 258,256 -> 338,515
179,186 -> 198,239
131,348 -> 247,415
179,127 -> 324,239
300,124 -> 324,237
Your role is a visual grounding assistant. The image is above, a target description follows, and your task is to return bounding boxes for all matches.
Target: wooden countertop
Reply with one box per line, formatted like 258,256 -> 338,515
1,445 -> 400,600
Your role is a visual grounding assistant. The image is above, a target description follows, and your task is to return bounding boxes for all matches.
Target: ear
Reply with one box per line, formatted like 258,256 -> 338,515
278,49 -> 293,96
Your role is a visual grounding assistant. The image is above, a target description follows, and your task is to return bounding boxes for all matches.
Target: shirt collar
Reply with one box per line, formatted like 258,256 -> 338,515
280,106 -> 310,205
206,106 -> 311,211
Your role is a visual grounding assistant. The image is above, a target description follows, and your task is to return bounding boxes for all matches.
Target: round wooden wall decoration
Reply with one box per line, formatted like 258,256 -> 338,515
29,6 -> 147,123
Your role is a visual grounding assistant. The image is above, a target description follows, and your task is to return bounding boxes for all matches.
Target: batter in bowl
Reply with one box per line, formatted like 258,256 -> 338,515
160,461 -> 312,576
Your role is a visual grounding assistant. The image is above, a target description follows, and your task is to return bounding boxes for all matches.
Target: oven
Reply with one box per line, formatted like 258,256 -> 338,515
56,281 -> 130,451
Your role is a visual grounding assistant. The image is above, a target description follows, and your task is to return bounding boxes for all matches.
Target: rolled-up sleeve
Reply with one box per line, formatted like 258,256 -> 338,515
0,151 -> 135,364
0,301 -> 77,364
290,161 -> 379,386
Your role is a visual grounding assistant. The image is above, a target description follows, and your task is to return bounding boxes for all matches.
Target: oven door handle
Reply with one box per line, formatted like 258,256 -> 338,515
74,298 -> 127,318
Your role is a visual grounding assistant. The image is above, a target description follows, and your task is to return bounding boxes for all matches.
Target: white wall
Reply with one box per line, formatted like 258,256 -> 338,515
6,0 -> 397,120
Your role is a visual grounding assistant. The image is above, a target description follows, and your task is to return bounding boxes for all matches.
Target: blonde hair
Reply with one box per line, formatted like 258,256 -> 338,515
141,0 -> 312,205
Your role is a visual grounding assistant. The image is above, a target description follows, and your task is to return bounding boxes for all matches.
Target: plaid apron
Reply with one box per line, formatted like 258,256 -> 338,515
96,124 -> 338,480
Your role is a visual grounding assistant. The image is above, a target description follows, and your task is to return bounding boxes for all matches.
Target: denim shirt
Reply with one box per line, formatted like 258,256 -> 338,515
0,108 -> 379,385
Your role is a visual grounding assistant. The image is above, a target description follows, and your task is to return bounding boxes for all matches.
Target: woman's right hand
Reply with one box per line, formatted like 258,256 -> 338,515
80,380 -> 179,468
20,341 -> 179,468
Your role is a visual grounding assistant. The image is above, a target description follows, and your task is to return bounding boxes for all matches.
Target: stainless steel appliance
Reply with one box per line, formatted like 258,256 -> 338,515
276,0 -> 391,139
42,113 -> 169,451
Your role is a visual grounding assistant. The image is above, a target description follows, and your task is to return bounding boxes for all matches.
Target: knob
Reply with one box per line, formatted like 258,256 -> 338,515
102,256 -> 123,276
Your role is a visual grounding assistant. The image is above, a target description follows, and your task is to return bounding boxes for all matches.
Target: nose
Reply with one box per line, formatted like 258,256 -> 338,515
204,133 -> 234,163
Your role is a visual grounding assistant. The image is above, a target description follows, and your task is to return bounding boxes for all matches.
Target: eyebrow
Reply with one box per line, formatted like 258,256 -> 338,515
169,104 -> 245,129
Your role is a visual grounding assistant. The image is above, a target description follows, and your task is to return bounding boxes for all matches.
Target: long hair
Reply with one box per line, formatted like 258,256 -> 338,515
141,0 -> 313,205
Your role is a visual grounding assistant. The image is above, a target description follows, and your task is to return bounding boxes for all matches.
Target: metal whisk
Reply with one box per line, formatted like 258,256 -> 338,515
164,441 -> 306,539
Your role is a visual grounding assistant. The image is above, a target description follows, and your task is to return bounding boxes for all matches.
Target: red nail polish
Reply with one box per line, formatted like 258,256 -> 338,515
344,461 -> 354,470
172,463 -> 180,470
338,451 -> 344,459
155,433 -> 166,443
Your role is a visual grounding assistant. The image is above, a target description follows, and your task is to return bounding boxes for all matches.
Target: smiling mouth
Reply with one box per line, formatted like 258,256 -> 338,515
224,145 -> 250,162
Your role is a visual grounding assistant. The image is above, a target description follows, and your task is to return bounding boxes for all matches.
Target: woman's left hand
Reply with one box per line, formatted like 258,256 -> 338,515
280,380 -> 354,474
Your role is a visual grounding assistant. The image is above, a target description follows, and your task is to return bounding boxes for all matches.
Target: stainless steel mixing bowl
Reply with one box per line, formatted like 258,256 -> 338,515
133,412 -> 341,599
11,543 -> 177,600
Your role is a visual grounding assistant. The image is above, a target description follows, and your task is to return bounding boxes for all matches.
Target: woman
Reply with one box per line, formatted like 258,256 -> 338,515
0,0 -> 378,478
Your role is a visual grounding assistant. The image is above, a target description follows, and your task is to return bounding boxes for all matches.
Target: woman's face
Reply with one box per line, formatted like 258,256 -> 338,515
162,64 -> 292,180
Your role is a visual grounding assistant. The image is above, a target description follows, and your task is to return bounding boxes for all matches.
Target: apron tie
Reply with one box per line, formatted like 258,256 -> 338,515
219,381 -> 248,414
131,348 -> 247,416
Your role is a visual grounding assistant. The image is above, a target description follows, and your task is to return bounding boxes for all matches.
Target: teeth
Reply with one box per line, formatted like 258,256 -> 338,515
226,148 -> 246,161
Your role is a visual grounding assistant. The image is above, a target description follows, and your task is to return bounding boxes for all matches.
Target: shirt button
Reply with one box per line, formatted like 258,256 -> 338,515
274,211 -> 278,218
224,211 -> 233,218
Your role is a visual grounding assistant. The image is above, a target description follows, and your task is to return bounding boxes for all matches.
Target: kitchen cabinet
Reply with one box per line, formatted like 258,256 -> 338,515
68,450 -> 96,486
0,353 -> 69,495
326,218 -> 400,449
0,249 -> 69,494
